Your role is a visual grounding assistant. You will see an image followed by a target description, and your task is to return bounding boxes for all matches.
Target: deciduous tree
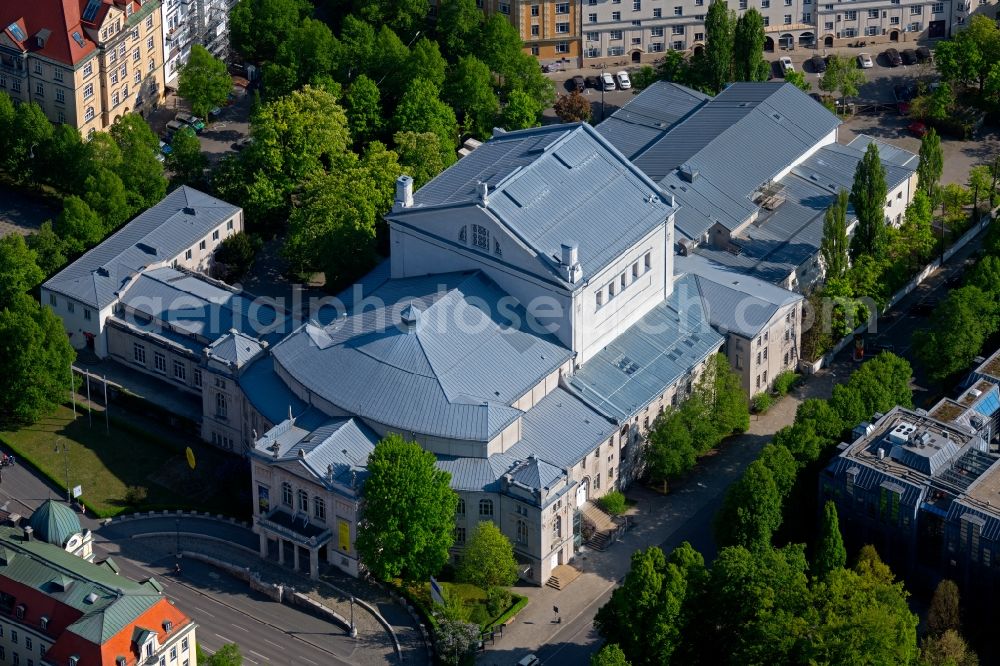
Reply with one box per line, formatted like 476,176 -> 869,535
435,0 -> 482,59
733,9 -> 769,82
499,89 -> 542,130
899,189 -> 936,269
553,91 -> 592,123
0,235 -> 44,307
914,286 -> 998,381
921,630 -> 979,666
356,434 -> 458,583
445,55 -> 499,138
178,45 -> 232,119
393,131 -> 446,189
166,128 -> 208,187
917,128 -> 943,200
109,114 -> 167,211
646,407 -> 696,492
206,643 -> 243,666
814,501 -> 846,579
849,142 -> 888,261
393,78 -> 459,166
819,54 -> 865,100
457,521 -> 518,589
927,579 -> 962,637
345,75 -> 383,147
54,196 -> 104,255
821,188 -> 850,279
26,222 -> 67,276
83,168 -> 131,232
591,644 -> 631,666
229,0 -> 310,63
703,0 -> 735,92
714,459 -> 783,550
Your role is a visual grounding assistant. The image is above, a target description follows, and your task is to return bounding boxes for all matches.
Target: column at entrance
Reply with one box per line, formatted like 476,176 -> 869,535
309,549 -> 319,580
278,538 -> 285,565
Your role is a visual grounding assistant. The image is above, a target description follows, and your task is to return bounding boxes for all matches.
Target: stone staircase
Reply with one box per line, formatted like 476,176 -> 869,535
580,501 -> 618,551
545,564 -> 582,590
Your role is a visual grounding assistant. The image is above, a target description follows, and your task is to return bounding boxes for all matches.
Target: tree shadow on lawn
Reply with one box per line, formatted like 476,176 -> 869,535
6,407 -> 247,517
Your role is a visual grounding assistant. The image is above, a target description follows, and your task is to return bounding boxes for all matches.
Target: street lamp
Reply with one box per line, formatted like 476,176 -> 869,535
54,438 -> 69,503
175,518 -> 181,559
599,63 -> 608,122
349,596 -> 357,638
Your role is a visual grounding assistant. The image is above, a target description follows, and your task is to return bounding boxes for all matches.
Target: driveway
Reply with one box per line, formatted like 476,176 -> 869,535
0,185 -> 59,237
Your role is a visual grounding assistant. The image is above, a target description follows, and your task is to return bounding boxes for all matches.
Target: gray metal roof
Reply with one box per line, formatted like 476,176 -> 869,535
43,186 -> 240,309
566,274 -> 725,421
206,330 -> 264,368
676,253 -> 801,338
239,357 -> 328,431
252,417 -> 377,490
270,271 -> 572,443
595,81 -> 710,160
506,386 -> 616,469
847,134 -> 919,169
118,267 -> 285,345
393,123 -> 677,282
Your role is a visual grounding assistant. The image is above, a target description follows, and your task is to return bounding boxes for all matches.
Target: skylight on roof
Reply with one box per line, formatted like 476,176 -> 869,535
83,0 -> 103,22
7,23 -> 26,41
71,31 -> 85,48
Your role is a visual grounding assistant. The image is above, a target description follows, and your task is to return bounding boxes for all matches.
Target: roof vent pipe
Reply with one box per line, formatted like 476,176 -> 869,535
477,181 -> 489,206
394,175 -> 413,211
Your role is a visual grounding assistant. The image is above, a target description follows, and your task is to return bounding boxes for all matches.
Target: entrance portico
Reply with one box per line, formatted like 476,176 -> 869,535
256,508 -> 333,580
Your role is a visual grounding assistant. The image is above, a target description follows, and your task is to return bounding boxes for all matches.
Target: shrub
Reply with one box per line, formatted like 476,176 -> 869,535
123,485 -> 148,505
598,491 -> 627,516
772,371 -> 800,396
485,586 -> 512,617
467,602 -> 490,627
752,392 -> 774,414
213,231 -> 261,282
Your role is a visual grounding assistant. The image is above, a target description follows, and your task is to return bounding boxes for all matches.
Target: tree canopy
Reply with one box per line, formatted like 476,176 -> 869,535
821,188 -> 849,280
849,142 -> 888,261
178,45 -> 232,119
456,521 -> 518,589
356,434 -> 458,582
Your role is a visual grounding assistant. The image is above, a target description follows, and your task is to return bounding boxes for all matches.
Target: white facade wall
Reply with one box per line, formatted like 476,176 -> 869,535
582,0 -> 963,64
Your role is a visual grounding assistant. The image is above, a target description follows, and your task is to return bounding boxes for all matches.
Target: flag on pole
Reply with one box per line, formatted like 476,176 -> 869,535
430,575 -> 445,606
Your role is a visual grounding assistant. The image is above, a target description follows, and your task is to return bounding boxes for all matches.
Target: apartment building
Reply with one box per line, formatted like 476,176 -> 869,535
577,0 -> 994,65
0,0 -> 166,136
161,0 -> 234,87
0,520 -> 197,666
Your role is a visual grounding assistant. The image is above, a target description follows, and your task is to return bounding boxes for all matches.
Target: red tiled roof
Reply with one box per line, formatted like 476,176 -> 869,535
0,0 -> 108,67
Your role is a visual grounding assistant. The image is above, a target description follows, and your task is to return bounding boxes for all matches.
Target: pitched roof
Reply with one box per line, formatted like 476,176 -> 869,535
270,271 -> 572,443
676,253 -> 802,338
252,418 -> 378,490
44,187 -> 241,310
566,275 -> 725,421
206,330 -> 265,368
506,387 -> 616,469
595,81 -> 711,160
0,0 -> 97,67
0,525 -> 183,654
27,500 -> 82,548
392,123 -> 677,282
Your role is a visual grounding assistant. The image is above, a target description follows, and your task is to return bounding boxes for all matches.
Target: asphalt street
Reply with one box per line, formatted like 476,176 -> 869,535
0,461 -> 389,665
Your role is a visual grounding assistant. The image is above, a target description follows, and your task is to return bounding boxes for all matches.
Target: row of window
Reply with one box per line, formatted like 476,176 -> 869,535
280,482 -> 328,520
595,253 -> 652,309
30,61 -> 65,82
46,294 -> 93,321
101,13 -> 156,44
183,221 -> 234,262
132,343 -> 203,387
529,2 -> 571,14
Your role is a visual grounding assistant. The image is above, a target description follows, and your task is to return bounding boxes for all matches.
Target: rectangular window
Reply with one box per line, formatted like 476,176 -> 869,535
865,25 -> 878,35
931,2 -> 943,10
154,352 -> 166,374
531,24 -> 539,35
783,14 -> 791,23
596,291 -> 603,308
170,648 -> 177,661
146,15 -> 154,30
499,2 -> 510,12
672,25 -> 684,33
845,10 -> 857,19
632,19 -> 641,26
556,2 -> 569,12
83,61 -> 93,77
455,527 -> 466,544
212,230 -> 220,241
173,361 -> 186,381
193,369 -> 202,387
674,5 -> 682,14
612,11 -> 621,19
762,16 -> 769,25
694,31 -> 704,40
314,497 -> 326,520
84,82 -> 93,99
556,41 -> 570,53
119,43 -> 126,56
56,89 -> 65,102
867,8 -> 878,17
111,72 -> 118,85
824,21 -> 833,29
760,0 -> 769,7
672,40 -> 683,49
112,92 -> 120,106
49,293 -> 57,306
556,22 -> 570,32
890,15 -> 900,24
908,21 -> 921,31
610,29 -> 623,38
147,36 -> 154,51
633,0 -> 641,9
83,308 -> 91,321
802,12 -> 810,21
910,5 -> 922,13
67,300 -> 74,314
85,106 -> 95,121
530,3 -> 539,14
739,0 -> 747,7
651,26 -> 664,36
589,13 -> 597,22
653,7 -> 662,16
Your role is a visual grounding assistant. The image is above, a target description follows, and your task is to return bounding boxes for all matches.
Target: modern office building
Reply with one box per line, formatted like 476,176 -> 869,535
0,0 -> 166,136
820,348 -> 1000,593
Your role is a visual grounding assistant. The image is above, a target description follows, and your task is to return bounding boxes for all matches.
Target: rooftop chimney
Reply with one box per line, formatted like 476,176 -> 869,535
23,526 -> 33,542
559,243 -> 582,284
394,175 -> 413,211
477,181 -> 489,206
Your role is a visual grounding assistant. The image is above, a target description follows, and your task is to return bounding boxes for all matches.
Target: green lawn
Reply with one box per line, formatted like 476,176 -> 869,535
412,580 -> 526,630
0,404 -> 248,518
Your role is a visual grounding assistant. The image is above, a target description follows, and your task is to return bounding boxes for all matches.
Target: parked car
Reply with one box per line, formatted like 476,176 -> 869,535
517,656 -> 541,666
175,113 -> 205,132
231,136 -> 253,151
585,75 -> 600,89
779,56 -> 794,74
858,52 -> 874,68
601,71 -> 616,90
884,48 -> 902,67
159,140 -> 173,156
916,46 -> 932,63
908,121 -> 929,137
615,70 -> 631,89
571,75 -> 585,92
810,55 -> 827,73
208,106 -> 222,119
164,119 -> 186,139
893,83 -> 917,102
901,49 -> 919,65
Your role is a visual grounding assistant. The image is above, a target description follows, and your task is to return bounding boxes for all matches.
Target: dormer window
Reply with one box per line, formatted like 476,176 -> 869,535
40,616 -> 48,630
163,620 -> 173,633
69,657 -> 79,666
15,604 -> 25,620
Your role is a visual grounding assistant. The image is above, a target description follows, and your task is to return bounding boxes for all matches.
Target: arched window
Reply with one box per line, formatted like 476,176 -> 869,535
457,499 -> 465,515
516,520 -> 528,544
281,482 -> 292,507
479,499 -> 493,517
459,226 -> 467,243
216,392 -> 227,418
552,516 -> 562,538
297,489 -> 308,513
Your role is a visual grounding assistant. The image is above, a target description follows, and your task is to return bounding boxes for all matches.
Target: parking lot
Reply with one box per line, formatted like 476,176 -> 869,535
0,186 -> 58,238
149,81 -> 252,166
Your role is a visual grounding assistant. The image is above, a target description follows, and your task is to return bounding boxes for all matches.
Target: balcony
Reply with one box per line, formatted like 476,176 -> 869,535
257,509 -> 333,546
